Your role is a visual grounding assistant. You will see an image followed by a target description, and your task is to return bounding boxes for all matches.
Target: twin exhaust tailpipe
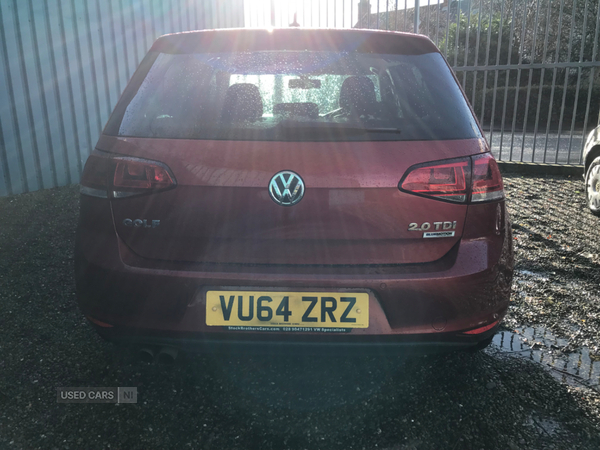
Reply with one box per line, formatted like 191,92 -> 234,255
138,346 -> 179,364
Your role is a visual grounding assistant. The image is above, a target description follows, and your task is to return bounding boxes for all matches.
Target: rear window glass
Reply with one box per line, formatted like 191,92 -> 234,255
114,51 -> 480,141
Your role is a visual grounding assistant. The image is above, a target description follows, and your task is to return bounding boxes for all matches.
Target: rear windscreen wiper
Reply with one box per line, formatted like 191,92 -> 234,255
278,121 -> 401,134
326,125 -> 402,134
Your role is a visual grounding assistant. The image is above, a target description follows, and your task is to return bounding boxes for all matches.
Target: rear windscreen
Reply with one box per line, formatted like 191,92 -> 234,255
111,51 -> 481,142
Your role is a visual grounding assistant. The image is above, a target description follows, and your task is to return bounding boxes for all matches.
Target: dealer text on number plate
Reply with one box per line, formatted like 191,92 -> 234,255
206,291 -> 369,328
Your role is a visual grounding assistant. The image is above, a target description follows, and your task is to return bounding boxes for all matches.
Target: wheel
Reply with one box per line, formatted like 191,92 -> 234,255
585,156 -> 600,217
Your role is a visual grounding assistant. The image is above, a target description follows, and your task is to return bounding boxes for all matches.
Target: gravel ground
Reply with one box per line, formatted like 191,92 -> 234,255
504,175 -> 600,353
0,175 -> 599,450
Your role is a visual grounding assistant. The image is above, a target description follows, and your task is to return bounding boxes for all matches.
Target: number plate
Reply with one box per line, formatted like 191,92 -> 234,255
206,291 -> 369,328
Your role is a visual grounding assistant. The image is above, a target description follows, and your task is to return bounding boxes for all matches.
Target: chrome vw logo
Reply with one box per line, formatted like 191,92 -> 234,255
268,171 -> 305,206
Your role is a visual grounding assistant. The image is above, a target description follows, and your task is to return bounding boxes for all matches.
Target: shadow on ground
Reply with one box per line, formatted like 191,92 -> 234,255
1,339 -> 599,450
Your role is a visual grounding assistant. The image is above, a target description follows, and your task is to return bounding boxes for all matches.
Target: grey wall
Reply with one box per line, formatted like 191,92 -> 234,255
0,0 -> 244,196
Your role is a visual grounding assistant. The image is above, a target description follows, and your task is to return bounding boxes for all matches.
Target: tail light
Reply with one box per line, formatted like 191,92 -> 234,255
399,158 -> 469,203
80,150 -> 176,198
399,153 -> 504,204
471,153 -> 504,202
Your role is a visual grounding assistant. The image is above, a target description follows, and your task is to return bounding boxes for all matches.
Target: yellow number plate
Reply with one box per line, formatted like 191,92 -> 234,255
206,291 -> 369,328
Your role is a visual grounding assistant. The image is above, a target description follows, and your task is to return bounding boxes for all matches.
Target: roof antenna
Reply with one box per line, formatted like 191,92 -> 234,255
290,12 -> 300,27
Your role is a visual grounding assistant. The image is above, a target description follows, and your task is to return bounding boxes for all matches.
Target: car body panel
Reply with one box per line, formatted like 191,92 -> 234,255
75,196 -> 512,338
75,28 -> 514,353
99,135 -> 485,265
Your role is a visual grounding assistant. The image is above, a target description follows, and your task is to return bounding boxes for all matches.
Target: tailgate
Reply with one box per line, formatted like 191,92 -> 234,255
102,136 -> 482,265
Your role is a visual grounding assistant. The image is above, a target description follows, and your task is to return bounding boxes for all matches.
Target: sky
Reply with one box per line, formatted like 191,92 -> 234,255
243,0 -> 442,29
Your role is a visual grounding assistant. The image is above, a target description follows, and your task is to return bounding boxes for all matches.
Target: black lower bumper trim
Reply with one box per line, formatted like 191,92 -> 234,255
95,325 -> 499,356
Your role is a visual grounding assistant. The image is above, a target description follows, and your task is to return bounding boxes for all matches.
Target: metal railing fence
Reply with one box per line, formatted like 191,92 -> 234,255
2,1 -> 598,198
0,0 -> 244,197
245,0 -> 600,166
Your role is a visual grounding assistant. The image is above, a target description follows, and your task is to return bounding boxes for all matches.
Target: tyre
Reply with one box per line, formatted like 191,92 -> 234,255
586,156 -> 600,217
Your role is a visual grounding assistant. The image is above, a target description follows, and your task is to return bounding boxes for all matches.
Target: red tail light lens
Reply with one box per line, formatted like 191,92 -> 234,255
112,158 -> 175,196
400,154 -> 504,204
80,150 -> 176,198
400,158 -> 470,203
471,153 -> 504,202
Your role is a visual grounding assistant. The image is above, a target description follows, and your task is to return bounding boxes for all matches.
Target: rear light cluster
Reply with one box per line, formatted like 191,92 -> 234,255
80,150 -> 176,198
399,153 -> 504,203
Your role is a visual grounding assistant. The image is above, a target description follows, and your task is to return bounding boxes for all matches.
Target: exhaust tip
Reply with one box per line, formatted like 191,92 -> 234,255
138,347 -> 155,363
156,346 -> 179,365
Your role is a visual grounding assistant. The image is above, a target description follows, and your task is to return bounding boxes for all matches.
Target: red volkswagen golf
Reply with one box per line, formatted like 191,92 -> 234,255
75,28 -> 513,359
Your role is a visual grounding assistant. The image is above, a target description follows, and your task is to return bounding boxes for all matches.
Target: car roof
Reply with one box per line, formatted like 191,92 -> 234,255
150,28 -> 439,55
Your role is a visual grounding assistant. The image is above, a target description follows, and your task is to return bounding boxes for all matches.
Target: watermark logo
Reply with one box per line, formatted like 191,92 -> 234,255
57,387 -> 137,404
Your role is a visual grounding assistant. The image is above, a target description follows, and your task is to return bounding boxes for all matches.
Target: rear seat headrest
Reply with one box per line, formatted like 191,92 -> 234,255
339,76 -> 378,115
221,83 -> 264,122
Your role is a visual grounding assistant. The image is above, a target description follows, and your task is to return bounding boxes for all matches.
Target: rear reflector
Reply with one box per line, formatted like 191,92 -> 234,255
86,315 -> 114,328
80,150 -> 176,198
399,153 -> 504,204
463,320 -> 499,335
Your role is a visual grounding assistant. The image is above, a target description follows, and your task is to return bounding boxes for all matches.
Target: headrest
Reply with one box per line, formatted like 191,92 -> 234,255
221,83 -> 264,122
339,76 -> 378,115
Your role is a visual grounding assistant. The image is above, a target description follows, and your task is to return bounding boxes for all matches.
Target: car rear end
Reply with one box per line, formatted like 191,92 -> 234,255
75,28 -> 513,354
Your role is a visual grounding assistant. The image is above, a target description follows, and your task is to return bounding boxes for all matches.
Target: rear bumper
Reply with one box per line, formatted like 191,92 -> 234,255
75,197 -> 513,353
92,323 -> 500,355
